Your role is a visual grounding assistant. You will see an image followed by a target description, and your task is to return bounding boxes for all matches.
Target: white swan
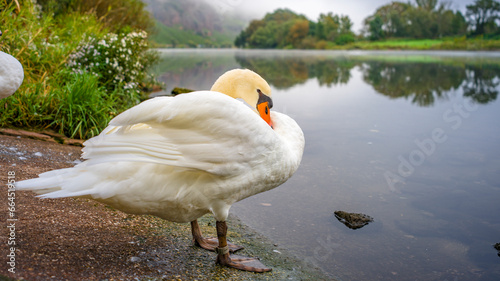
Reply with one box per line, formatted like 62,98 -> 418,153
0,30 -> 24,99
16,69 -> 305,272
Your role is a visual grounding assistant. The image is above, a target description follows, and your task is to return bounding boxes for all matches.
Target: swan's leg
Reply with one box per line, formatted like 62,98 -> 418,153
190,220 -> 244,252
215,221 -> 272,272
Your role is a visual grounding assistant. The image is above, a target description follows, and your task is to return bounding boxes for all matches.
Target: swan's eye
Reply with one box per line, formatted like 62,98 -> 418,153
257,89 -> 273,109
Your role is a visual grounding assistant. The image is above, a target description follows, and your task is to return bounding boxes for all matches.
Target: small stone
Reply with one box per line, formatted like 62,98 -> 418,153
130,256 -> 141,262
334,210 -> 374,230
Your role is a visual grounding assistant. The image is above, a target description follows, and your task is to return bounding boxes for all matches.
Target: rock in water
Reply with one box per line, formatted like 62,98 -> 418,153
334,211 -> 374,230
494,243 -> 500,257
171,87 -> 194,96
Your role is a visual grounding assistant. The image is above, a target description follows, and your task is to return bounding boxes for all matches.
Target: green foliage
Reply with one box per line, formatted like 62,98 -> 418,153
67,31 -> 158,95
335,33 -> 355,45
52,72 -> 117,139
316,13 -> 354,42
353,39 -> 444,49
466,0 -> 500,36
235,9 -> 355,49
249,21 -> 288,48
452,11 -> 468,36
0,0 -> 158,139
344,38 -> 500,50
363,1 -> 473,40
236,5 -> 500,50
1,0 -> 105,90
36,0 -> 154,33
0,71 -> 131,139
369,15 -> 384,41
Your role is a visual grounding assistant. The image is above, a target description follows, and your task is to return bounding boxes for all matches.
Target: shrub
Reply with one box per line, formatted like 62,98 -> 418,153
67,31 -> 158,97
335,33 -> 355,45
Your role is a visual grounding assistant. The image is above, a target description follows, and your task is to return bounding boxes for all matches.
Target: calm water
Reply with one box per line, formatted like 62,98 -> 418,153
153,49 -> 500,281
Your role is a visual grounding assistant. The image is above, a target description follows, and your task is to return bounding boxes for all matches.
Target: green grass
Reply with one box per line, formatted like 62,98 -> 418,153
0,71 -> 133,139
53,73 -> 116,139
353,39 -> 443,49
329,37 -> 500,50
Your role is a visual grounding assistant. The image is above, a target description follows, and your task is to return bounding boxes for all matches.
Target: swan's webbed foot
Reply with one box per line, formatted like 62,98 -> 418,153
191,220 -> 244,253
216,251 -> 272,272
215,221 -> 272,273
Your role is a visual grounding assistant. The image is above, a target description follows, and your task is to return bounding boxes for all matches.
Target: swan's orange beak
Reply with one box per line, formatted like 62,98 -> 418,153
257,90 -> 273,128
257,101 -> 273,128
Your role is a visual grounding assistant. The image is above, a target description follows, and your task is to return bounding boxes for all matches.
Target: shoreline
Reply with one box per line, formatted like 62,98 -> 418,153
0,133 -> 330,280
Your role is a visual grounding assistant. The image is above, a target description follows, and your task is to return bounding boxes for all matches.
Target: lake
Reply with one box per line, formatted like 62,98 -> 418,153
152,49 -> 500,281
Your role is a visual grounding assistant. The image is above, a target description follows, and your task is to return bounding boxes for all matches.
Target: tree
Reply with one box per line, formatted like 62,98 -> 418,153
451,11 -> 468,35
234,19 -> 265,47
248,21 -> 280,48
368,15 -> 384,40
416,0 -> 438,11
340,15 -> 353,35
363,1 -> 469,39
466,0 -> 500,35
235,8 -> 354,48
316,13 -> 354,43
365,2 -> 412,37
407,6 -> 436,38
287,19 -> 309,47
318,13 -> 340,41
438,10 -> 456,37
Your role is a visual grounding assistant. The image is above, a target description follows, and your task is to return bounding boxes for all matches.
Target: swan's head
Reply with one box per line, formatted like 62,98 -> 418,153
211,69 -> 273,128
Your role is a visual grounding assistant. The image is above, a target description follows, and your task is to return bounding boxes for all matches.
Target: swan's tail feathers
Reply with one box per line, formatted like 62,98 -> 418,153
15,168 -> 94,199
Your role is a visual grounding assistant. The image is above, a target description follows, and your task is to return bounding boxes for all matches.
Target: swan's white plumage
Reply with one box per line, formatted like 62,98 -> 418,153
17,89 -> 305,223
0,51 -> 24,99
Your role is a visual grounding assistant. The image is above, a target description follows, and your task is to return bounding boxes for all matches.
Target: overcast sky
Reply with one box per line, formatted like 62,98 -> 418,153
216,0 -> 476,32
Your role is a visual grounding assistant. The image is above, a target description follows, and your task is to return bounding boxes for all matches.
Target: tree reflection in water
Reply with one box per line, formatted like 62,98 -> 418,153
463,66 -> 500,104
235,55 -> 355,89
235,54 -> 500,107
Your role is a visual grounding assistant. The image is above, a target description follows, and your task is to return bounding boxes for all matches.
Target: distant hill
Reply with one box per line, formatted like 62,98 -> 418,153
143,0 -> 249,47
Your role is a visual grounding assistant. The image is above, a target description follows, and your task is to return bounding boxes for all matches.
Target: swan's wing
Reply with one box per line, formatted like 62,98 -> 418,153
82,91 -> 277,176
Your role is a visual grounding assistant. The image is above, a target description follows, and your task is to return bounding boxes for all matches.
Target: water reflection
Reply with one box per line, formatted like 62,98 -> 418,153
235,53 -> 500,106
235,56 -> 355,89
154,50 -> 500,107
360,62 -> 465,106
153,49 -> 500,281
463,66 -> 500,104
